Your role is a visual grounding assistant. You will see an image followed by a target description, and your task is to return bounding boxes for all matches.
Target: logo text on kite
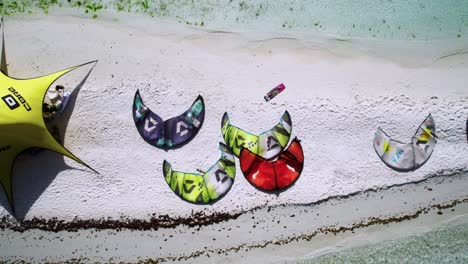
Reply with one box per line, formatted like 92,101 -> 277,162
4,87 -> 32,111
2,94 -> 20,110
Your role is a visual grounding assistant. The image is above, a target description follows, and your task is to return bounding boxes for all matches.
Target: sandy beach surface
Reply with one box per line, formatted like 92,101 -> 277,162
0,8 -> 467,262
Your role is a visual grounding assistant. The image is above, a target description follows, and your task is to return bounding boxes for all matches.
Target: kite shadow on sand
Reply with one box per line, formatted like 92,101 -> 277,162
3,67 -> 96,220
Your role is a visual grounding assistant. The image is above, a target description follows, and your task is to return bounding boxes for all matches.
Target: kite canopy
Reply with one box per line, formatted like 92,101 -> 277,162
221,111 -> 292,160
133,90 -> 205,150
163,143 -> 236,204
0,17 -> 97,212
373,114 -> 437,172
240,137 -> 304,192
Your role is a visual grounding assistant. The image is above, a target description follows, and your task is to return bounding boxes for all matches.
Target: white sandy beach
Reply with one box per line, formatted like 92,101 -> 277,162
0,9 -> 467,262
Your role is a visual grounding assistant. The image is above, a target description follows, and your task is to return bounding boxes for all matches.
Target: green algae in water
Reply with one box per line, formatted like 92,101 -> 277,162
1,0 -> 467,40
296,222 -> 468,264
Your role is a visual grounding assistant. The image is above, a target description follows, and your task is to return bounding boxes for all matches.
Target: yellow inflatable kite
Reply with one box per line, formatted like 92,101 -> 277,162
0,18 -> 97,212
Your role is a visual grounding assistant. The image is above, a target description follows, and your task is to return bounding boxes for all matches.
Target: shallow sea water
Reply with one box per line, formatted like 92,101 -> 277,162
1,0 -> 468,40
297,222 -> 468,264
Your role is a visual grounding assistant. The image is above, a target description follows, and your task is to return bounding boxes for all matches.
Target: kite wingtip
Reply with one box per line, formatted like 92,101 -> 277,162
75,60 -> 98,71
219,142 -> 232,154
222,112 -> 230,123
79,161 -> 99,175
134,89 -> 143,101
221,112 -> 228,129
426,113 -> 434,122
90,59 -> 99,67
163,160 -> 172,174
83,59 -> 98,65
67,59 -> 98,73
88,166 -> 100,175
85,59 -> 98,65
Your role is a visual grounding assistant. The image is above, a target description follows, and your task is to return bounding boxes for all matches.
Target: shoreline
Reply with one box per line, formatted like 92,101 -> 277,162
0,168 -> 466,231
297,220 -> 468,263
1,166 -> 467,262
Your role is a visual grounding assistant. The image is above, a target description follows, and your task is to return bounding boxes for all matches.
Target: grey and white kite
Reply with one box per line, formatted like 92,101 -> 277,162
373,114 -> 437,172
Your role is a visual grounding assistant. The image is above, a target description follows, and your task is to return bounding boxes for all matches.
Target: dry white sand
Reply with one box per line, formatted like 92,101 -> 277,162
0,12 -> 467,222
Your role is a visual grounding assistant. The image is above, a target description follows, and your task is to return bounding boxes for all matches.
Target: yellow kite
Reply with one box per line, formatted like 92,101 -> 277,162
0,18 -> 97,212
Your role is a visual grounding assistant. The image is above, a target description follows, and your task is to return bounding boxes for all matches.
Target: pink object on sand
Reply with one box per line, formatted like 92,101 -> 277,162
264,83 -> 286,101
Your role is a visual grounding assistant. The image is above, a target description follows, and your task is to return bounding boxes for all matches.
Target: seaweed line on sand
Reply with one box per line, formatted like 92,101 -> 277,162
0,168 -> 466,232
135,197 -> 468,264
20,196 -> 468,264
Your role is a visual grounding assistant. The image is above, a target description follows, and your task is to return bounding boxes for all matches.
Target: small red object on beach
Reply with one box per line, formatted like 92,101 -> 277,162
264,83 -> 286,101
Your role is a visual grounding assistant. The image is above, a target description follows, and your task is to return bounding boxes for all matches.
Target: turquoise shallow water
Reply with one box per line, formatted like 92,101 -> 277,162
1,0 -> 468,40
296,222 -> 468,264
